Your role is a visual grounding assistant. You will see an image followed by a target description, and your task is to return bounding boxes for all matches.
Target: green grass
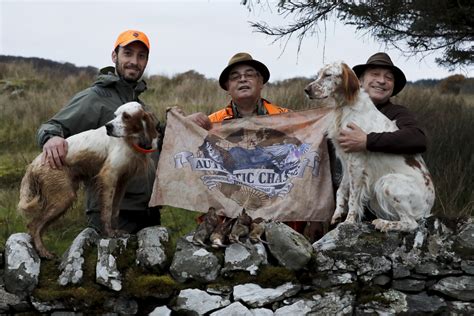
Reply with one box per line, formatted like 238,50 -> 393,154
0,60 -> 472,256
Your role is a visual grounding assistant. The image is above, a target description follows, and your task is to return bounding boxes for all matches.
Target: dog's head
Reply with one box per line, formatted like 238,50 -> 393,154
105,102 -> 160,152
305,62 -> 360,106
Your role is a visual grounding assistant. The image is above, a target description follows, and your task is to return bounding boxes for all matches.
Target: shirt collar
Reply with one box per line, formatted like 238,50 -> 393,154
231,99 -> 266,118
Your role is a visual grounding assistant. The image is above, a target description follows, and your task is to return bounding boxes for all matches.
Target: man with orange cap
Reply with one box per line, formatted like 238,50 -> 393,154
37,30 -> 162,234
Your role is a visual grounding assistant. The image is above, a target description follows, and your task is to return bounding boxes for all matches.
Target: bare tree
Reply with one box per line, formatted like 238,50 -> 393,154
242,0 -> 473,69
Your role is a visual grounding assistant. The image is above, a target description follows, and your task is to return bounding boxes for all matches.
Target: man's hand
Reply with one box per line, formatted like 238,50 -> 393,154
41,136 -> 68,169
187,112 -> 212,130
338,122 -> 367,153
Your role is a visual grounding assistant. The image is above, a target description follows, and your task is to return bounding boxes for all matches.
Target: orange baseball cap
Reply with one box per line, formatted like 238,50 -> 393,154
114,30 -> 150,50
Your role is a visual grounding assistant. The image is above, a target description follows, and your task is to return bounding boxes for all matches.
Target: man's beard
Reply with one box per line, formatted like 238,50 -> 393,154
115,61 -> 142,83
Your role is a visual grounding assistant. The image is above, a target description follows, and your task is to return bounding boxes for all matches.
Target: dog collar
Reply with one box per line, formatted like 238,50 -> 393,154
132,143 -> 158,154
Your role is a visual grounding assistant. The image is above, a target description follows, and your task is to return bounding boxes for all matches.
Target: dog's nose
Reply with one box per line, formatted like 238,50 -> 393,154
105,123 -> 114,135
304,86 -> 311,96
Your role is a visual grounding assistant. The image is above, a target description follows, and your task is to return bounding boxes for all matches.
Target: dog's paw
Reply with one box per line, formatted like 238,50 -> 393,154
344,211 -> 358,224
330,211 -> 344,225
372,219 -> 390,232
112,230 -> 130,238
38,249 -> 56,260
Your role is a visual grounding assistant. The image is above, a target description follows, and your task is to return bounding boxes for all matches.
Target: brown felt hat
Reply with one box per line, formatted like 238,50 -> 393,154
352,52 -> 406,96
219,52 -> 270,90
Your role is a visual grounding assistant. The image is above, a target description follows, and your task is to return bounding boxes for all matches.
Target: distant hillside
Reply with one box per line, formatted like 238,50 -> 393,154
0,55 -> 98,77
409,79 -> 440,87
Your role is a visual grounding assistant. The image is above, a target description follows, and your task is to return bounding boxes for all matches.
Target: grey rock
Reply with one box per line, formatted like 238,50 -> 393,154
373,274 -> 391,286
312,272 -> 356,288
309,289 -> 354,315
96,236 -> 129,291
149,305 -> 172,316
357,254 -> 392,281
104,296 -> 138,315
222,241 -> 267,275
170,235 -> 221,283
313,222 -> 399,256
136,226 -> 169,270
432,276 -> 474,301
207,284 -> 232,295
266,222 -> 313,270
174,288 -> 230,315
250,308 -> 274,315
30,296 -> 66,313
462,260 -> 474,275
392,278 -> 426,292
446,301 -> 474,314
0,285 -> 28,313
415,261 -> 462,276
274,299 -> 316,315
4,233 -> 40,296
454,220 -> 474,259
58,227 -> 99,286
356,289 -> 408,314
233,282 -> 300,308
393,266 -> 411,279
405,292 -> 447,314
210,301 -> 252,316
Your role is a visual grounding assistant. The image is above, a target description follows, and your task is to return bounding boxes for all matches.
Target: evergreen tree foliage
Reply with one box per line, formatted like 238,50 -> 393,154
242,0 -> 473,69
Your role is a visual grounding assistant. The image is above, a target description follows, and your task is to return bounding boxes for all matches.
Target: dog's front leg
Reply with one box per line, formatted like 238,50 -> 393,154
344,164 -> 366,224
110,181 -> 128,236
331,173 -> 349,225
98,172 -> 119,237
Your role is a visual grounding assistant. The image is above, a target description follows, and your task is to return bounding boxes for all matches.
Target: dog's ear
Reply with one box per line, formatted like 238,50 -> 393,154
341,63 -> 360,104
143,112 -> 159,138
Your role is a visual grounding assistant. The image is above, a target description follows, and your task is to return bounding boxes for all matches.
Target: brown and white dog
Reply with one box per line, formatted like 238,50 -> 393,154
18,101 -> 159,258
305,62 -> 435,232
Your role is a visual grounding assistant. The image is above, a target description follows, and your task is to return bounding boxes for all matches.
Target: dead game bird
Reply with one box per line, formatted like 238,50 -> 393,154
192,207 -> 220,247
229,209 -> 252,245
249,217 -> 267,244
210,217 -> 235,248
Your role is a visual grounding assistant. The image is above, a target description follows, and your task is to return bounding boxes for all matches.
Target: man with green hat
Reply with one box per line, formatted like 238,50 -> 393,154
37,29 -> 162,234
337,52 -> 427,154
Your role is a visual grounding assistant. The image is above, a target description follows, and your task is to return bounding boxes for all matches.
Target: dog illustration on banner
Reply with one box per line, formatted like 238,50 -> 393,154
174,128 -> 321,210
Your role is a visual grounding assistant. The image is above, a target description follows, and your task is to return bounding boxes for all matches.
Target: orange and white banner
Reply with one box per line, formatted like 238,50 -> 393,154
150,107 -> 334,221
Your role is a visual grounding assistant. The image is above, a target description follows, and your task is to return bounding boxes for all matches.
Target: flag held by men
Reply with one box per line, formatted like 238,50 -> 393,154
150,107 -> 334,221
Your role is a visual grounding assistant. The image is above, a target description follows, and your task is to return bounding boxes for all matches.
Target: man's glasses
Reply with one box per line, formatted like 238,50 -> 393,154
228,70 -> 260,82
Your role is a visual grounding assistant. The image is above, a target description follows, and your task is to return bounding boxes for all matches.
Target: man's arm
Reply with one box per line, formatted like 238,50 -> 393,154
338,103 -> 426,155
37,90 -> 103,167
367,103 -> 427,154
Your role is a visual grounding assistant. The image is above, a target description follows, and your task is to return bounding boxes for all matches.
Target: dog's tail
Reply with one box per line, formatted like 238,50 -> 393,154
17,165 -> 43,216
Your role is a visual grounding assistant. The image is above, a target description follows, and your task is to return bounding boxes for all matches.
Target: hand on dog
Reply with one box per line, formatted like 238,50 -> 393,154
187,112 -> 212,130
338,123 -> 367,153
41,136 -> 68,169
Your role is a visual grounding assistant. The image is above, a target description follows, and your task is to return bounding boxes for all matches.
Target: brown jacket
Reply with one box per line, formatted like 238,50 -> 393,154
367,101 -> 427,154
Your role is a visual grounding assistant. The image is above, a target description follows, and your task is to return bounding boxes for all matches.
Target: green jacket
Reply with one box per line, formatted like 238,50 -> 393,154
37,66 -> 159,213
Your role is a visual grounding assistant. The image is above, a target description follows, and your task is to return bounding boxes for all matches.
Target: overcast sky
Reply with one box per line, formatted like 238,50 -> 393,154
1,0 -> 469,82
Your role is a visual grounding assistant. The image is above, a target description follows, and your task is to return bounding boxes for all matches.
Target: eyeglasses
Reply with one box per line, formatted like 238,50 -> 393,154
228,70 -> 260,82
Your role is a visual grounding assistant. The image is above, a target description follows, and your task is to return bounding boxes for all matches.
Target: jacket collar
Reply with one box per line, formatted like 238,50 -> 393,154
95,66 -> 147,95
230,98 -> 267,118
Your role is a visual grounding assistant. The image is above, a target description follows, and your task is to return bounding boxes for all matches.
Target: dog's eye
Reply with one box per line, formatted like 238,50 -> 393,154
122,112 -> 131,120
324,73 -> 332,77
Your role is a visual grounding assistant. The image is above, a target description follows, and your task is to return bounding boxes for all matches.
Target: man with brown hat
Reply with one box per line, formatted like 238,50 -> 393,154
338,52 -> 427,154
188,52 -> 289,128
37,29 -> 162,234
189,52 -> 329,240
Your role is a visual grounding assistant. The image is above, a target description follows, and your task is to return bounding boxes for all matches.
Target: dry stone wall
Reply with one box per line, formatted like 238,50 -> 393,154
1,217 -> 473,315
